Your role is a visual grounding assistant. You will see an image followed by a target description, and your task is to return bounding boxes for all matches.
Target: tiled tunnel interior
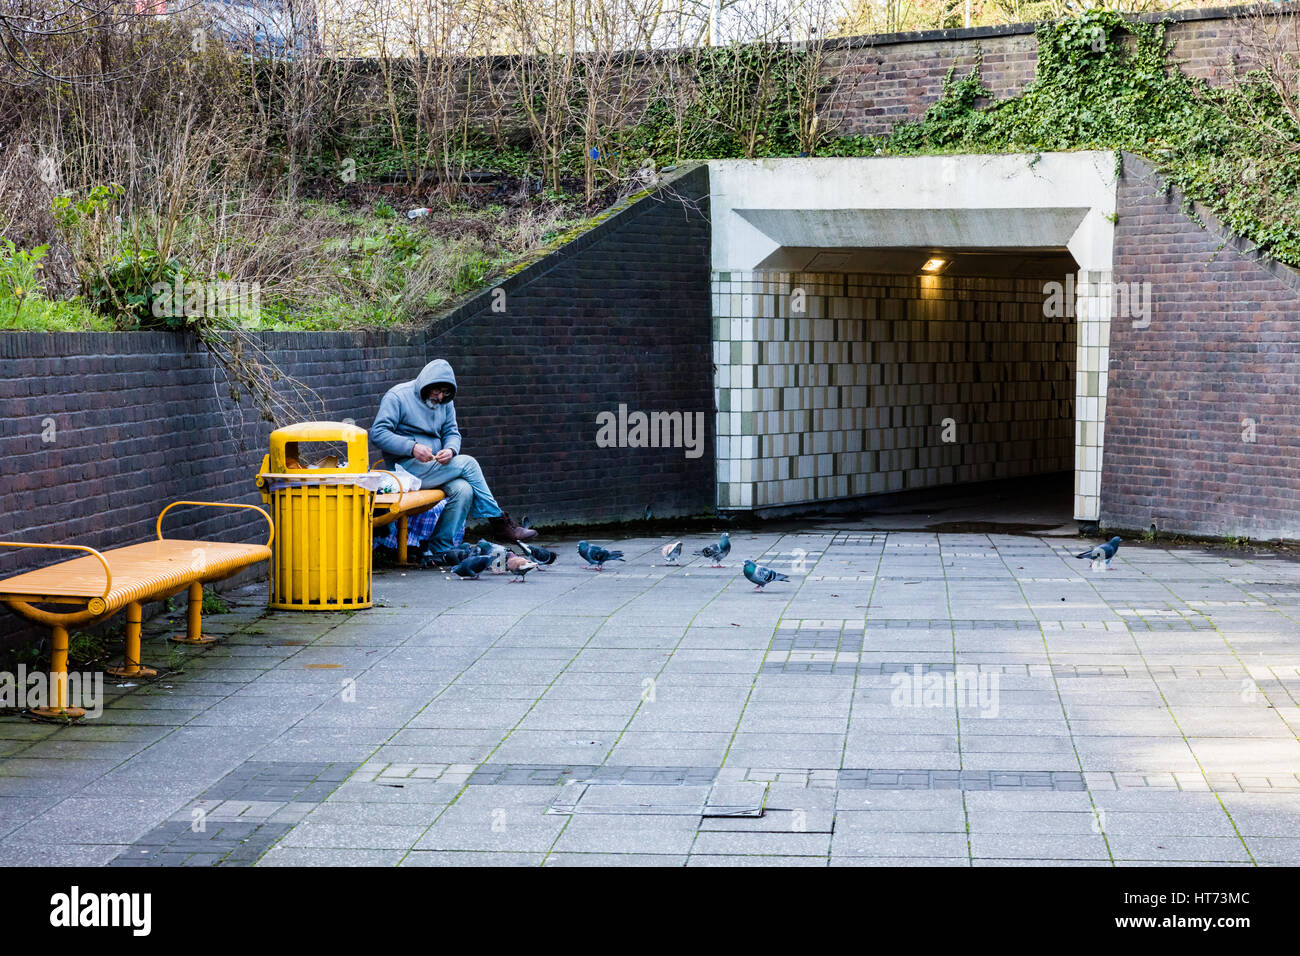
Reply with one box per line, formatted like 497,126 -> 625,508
713,269 -> 1078,512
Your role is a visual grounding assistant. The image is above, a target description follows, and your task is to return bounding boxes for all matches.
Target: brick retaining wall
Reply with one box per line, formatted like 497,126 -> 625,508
825,4 -> 1281,137
1103,152 -> 1300,539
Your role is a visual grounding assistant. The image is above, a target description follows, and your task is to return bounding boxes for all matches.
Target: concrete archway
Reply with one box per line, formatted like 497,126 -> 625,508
708,152 -> 1119,524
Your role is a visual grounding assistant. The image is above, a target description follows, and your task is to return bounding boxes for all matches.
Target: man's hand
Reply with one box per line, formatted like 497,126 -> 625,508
434,448 -> 455,465
412,443 -> 435,463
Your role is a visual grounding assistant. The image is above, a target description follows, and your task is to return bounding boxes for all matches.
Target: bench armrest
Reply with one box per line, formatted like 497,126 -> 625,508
156,501 -> 275,548
371,470 -> 405,512
0,541 -> 113,605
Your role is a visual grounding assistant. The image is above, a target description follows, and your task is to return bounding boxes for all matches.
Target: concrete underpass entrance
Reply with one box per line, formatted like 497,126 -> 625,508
708,153 -> 1118,526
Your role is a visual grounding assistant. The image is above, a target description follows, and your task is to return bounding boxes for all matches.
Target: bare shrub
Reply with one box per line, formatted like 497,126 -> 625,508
0,144 -> 78,297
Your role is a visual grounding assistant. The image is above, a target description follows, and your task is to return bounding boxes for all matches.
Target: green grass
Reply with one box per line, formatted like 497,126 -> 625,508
0,295 -> 113,331
0,239 -> 112,330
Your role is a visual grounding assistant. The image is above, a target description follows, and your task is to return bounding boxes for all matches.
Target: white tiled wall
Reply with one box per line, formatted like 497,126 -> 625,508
713,270 -> 1079,511
1074,270 -> 1112,522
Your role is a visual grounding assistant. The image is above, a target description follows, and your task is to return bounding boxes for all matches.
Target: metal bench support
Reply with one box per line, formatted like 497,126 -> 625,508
170,580 -> 218,645
30,625 -> 86,719
106,602 -> 157,678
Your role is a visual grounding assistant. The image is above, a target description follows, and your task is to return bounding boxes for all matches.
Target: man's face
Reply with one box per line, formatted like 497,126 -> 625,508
423,384 -> 453,407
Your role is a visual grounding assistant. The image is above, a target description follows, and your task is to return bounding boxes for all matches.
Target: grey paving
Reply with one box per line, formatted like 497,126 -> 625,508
1,528 -> 1299,866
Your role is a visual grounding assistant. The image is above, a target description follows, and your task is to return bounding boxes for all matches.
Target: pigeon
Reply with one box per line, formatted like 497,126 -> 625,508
743,559 -> 789,591
1075,536 -> 1122,571
477,538 -> 508,559
578,540 -> 624,571
451,554 -> 493,579
520,516 -> 532,529
506,553 -> 538,582
661,540 -> 682,564
478,539 -> 511,571
694,532 -> 731,567
518,541 -> 557,566
421,544 -> 473,568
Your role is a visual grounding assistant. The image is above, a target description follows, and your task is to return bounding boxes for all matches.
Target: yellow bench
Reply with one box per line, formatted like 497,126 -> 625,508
0,501 -> 273,718
370,461 -> 446,565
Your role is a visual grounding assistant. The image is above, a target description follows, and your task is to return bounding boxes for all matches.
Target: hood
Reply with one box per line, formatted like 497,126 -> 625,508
414,358 -> 457,402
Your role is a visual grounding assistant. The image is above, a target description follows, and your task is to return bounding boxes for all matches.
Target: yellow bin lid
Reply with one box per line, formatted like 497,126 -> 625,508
267,421 -> 369,474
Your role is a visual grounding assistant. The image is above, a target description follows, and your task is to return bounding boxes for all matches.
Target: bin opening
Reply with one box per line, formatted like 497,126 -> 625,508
284,441 -> 353,470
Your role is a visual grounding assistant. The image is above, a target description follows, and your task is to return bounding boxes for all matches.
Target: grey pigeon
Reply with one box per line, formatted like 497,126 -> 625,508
477,538 -> 508,559
1075,536 -> 1122,570
695,532 -> 731,567
743,559 -> 789,591
488,549 -> 508,574
578,540 -> 624,571
518,542 -> 557,566
506,553 -> 538,582
661,540 -> 682,564
451,554 -> 493,579
422,544 -> 472,568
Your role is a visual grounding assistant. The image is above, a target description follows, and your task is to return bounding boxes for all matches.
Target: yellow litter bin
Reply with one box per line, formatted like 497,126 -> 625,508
256,422 -> 374,610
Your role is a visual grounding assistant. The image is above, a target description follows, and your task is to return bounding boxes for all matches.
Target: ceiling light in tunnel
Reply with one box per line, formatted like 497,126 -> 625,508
921,257 -> 950,274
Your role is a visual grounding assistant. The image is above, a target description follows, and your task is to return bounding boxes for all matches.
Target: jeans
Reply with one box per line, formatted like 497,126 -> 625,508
398,453 -> 504,553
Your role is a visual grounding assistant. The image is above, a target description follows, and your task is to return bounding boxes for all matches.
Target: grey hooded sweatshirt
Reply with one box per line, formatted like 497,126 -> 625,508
370,359 -> 462,464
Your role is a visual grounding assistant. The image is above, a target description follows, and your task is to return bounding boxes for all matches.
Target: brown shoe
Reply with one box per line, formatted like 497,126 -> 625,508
489,512 -> 538,544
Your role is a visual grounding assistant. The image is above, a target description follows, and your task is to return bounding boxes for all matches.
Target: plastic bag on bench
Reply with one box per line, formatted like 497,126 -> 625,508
356,463 -> 422,494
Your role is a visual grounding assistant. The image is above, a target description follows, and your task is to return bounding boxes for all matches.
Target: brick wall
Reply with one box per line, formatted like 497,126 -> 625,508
331,5 -> 1292,162
825,4 -> 1282,138
1103,152 -> 1300,539
826,28 -> 1039,136
0,166 -> 714,647
418,165 -> 715,525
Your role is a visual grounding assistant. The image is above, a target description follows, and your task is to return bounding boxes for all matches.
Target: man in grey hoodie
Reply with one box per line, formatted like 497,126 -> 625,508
370,358 -> 537,552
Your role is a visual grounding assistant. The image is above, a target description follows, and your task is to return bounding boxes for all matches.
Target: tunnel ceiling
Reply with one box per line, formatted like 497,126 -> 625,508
753,246 -> 1080,277
736,207 -> 1093,251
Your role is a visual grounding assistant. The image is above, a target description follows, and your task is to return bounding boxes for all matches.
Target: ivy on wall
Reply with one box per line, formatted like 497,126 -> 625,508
826,11 -> 1300,267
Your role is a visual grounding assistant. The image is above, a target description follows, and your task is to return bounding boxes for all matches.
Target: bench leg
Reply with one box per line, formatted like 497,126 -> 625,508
398,515 -> 409,564
170,581 -> 219,645
107,602 -> 158,679
30,625 -> 86,719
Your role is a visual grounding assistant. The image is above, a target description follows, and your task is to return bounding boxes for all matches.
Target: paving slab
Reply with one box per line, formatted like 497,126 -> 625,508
3,527 -> 1300,865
